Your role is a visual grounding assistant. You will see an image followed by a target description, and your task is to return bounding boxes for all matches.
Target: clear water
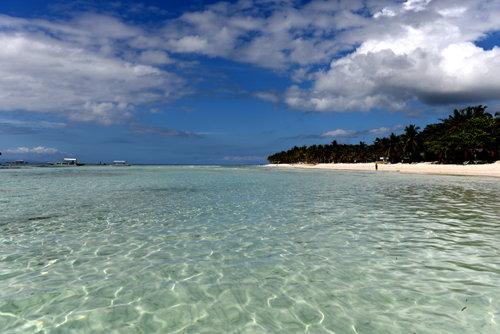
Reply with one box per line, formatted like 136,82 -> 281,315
1,165 -> 499,333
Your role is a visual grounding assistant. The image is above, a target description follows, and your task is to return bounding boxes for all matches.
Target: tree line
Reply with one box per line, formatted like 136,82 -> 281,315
268,106 -> 500,164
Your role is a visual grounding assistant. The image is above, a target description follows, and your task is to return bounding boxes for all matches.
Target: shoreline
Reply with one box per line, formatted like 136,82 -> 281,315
262,161 -> 500,178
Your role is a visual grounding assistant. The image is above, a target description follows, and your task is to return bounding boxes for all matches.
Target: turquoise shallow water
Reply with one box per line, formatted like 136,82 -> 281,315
1,165 -> 500,333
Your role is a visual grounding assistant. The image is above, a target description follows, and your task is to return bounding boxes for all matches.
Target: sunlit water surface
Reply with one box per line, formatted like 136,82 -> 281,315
1,165 -> 499,333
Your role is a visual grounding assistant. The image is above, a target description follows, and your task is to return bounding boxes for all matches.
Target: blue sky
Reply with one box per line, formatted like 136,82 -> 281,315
1,0 -> 500,164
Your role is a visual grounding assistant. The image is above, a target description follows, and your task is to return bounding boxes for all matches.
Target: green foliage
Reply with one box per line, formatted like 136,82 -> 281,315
268,106 -> 500,164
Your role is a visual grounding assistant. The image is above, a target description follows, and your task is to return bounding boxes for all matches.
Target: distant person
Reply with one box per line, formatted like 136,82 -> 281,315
375,163 -> 378,170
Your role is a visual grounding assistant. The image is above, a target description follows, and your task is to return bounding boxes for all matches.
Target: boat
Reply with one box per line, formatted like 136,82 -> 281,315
112,160 -> 131,166
49,158 -> 84,166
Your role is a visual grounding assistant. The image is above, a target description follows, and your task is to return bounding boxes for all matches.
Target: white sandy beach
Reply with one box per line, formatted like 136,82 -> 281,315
264,161 -> 500,177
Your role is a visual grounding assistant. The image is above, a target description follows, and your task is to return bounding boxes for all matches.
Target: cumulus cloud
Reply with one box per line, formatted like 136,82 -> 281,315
252,90 -> 281,104
282,0 -> 500,112
137,50 -> 175,65
158,0 -> 367,69
366,125 -> 406,135
2,0 -> 500,123
319,129 -> 357,138
6,146 -> 65,155
293,129 -> 357,139
294,124 -> 406,139
0,15 -> 186,125
156,0 -> 500,112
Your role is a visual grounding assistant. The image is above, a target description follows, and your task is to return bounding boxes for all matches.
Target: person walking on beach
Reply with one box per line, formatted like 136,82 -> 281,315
375,163 -> 378,171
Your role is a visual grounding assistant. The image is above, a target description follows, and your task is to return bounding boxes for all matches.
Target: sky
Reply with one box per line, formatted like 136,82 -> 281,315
1,0 -> 500,164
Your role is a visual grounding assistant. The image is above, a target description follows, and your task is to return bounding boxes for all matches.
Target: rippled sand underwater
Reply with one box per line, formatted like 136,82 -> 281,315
1,165 -> 499,333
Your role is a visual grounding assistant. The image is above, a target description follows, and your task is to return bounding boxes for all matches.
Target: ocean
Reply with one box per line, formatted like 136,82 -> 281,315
1,165 -> 499,333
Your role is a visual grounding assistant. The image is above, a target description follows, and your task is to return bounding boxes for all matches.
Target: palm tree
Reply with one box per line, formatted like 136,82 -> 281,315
329,140 -> 340,162
382,133 -> 400,162
399,125 -> 422,162
358,141 -> 367,162
472,105 -> 491,118
372,138 -> 383,161
306,145 -> 317,163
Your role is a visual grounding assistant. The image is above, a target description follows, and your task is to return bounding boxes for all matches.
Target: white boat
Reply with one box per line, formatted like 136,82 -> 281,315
50,158 -> 84,166
112,160 -> 131,166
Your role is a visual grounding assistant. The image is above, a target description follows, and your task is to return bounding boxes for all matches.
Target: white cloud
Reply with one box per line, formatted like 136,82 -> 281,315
137,50 -> 175,65
66,102 -> 136,125
6,146 -> 65,155
252,90 -> 280,104
297,124 -> 406,139
0,16 -> 187,125
133,0 -> 500,112
403,0 -> 432,12
168,36 -> 211,54
319,129 -> 357,138
283,0 -> 500,112
158,0 -> 369,69
366,124 -> 405,135
2,0 -> 500,123
291,67 -> 312,83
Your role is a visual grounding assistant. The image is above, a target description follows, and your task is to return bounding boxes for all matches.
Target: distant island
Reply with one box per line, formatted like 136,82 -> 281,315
267,106 -> 500,165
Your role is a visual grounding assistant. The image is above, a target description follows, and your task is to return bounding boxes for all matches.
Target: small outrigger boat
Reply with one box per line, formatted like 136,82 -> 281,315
112,160 -> 131,166
48,158 -> 84,166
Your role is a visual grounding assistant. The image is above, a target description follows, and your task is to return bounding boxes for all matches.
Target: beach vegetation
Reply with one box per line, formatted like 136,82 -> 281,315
268,105 -> 500,164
